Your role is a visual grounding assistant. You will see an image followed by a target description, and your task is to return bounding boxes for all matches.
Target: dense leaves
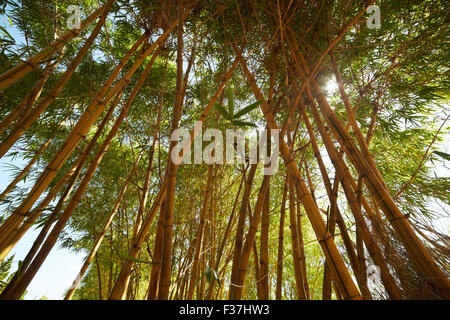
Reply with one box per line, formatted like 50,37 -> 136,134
0,0 -> 448,300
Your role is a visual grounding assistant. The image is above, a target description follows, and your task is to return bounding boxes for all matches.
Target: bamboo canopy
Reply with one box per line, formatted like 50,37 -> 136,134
0,0 -> 449,300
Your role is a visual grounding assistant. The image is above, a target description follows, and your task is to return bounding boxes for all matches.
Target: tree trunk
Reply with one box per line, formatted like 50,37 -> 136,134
228,164 -> 257,299
187,165 -> 213,299
275,179 -> 287,300
232,174 -> 271,300
298,42 -> 450,299
146,199 -> 165,300
0,84 -> 124,260
288,175 -> 307,300
1,41 -> 160,299
259,134 -> 271,299
0,0 -> 115,159
306,95 -> 402,299
0,3 -> 107,90
64,152 -> 142,299
233,48 -> 362,299
110,54 -> 237,301
206,166 -> 245,299
0,32 -> 151,261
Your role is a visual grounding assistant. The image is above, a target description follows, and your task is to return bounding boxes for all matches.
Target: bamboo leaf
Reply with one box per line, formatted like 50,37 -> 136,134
234,100 -> 263,119
214,103 -> 231,120
123,254 -> 151,264
227,86 -> 235,117
205,266 -> 212,283
0,26 -> 13,41
433,151 -> 450,161
213,270 -> 221,288
232,120 -> 258,128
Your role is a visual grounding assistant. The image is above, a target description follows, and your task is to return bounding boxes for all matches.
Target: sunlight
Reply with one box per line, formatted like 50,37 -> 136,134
325,78 -> 339,95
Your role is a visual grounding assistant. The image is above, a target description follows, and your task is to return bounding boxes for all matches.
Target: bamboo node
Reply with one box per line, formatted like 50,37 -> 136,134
318,232 -> 334,243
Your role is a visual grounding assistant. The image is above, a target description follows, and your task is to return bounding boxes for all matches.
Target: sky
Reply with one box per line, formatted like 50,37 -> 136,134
0,5 -> 448,300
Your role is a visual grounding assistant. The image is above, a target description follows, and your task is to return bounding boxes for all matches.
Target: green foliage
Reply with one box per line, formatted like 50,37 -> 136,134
433,151 -> 450,162
213,86 -> 262,128
0,255 -> 14,292
0,0 -> 448,300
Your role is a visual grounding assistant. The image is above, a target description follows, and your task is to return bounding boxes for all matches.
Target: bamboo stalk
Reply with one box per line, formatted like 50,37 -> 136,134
233,47 -> 361,299
296,198 -> 310,299
64,152 -> 143,300
0,3 -> 108,91
0,32 -> 150,260
301,108 -> 369,298
146,69 -> 168,301
355,214 -> 370,298
307,57 -> 449,300
0,39 -> 160,299
0,0 -> 115,159
146,200 -> 166,300
66,43 -> 161,300
206,167 -> 246,299
0,86 -> 125,258
306,92 -> 402,299
322,188 -> 336,300
110,58 -> 238,300
288,175 -> 307,300
259,140 -> 271,299
0,115 -> 68,202
0,157 -> 79,298
0,137 -> 52,201
288,31 -> 450,298
0,61 -> 55,136
228,164 -> 257,299
275,179 -> 287,300
187,165 -> 213,299
126,47 -> 165,266
157,1 -> 186,300
232,174 -> 271,300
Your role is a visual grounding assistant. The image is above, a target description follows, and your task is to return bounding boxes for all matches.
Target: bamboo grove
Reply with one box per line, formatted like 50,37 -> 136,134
0,0 -> 449,300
